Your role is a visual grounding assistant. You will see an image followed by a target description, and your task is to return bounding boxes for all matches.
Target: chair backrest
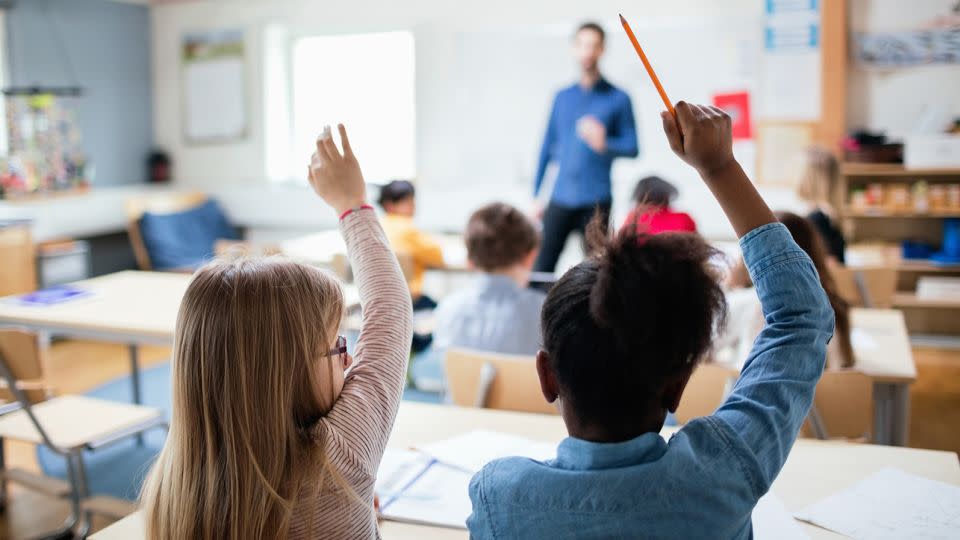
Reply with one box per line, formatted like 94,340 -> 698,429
125,191 -> 209,270
674,363 -> 739,424
802,369 -> 874,441
444,348 -> 557,415
833,266 -> 897,308
0,224 -> 37,296
0,330 -> 50,404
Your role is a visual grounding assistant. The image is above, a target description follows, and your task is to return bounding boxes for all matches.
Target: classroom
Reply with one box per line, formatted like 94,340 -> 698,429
0,0 -> 958,538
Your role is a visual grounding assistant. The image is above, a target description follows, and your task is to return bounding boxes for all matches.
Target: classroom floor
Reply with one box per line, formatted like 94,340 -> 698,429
0,340 -> 958,539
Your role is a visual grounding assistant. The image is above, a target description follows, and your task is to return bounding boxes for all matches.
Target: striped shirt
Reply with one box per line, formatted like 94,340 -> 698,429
289,208 -> 413,539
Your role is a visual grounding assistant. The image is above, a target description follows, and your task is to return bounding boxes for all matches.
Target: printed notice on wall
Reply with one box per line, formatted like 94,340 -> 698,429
760,0 -> 821,121
182,29 -> 247,144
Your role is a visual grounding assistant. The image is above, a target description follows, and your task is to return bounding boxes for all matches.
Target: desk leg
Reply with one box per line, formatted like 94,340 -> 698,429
891,383 -> 911,447
873,382 -> 911,447
129,344 -> 144,446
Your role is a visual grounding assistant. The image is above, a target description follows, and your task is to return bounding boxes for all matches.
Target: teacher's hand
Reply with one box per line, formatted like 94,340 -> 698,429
577,116 -> 607,153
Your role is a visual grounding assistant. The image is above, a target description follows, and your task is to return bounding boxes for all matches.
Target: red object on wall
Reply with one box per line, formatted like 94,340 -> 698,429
712,91 -> 752,140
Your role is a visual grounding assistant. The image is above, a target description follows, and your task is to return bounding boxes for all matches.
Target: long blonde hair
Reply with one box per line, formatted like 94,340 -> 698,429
141,257 -> 346,540
795,146 -> 843,220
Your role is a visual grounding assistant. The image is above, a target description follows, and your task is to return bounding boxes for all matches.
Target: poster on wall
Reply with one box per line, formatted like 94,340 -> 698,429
182,29 -> 247,144
759,0 -> 821,121
854,27 -> 960,67
713,91 -> 753,140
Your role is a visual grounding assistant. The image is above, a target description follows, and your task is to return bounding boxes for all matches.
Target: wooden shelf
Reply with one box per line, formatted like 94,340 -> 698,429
846,210 -> 960,218
841,163 -> 960,177
898,261 -> 960,273
893,292 -> 960,309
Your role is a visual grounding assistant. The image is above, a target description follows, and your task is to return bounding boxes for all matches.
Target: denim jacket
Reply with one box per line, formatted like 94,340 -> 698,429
467,222 -> 834,539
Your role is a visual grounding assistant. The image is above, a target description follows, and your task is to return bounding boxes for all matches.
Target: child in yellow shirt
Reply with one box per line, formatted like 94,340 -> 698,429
378,180 -> 445,309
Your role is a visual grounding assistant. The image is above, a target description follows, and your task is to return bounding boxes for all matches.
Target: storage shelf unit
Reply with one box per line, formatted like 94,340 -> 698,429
841,164 -> 960,335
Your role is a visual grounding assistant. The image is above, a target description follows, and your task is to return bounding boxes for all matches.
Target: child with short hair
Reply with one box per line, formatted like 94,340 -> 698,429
141,125 -> 413,539
621,175 -> 697,234
467,103 -> 834,538
378,179 -> 445,309
432,202 -> 544,356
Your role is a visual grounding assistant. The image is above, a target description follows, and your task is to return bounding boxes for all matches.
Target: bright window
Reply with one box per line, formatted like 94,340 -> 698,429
288,31 -> 416,183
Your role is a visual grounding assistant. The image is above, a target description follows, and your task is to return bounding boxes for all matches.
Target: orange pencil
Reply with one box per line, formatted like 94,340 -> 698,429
619,13 -> 675,118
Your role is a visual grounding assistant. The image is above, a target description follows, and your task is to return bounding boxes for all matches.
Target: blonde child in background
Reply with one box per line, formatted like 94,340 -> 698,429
141,125 -> 412,539
796,146 -> 846,263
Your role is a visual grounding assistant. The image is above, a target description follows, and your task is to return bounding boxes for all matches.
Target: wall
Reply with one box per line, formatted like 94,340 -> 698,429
5,0 -> 153,186
847,0 -> 960,138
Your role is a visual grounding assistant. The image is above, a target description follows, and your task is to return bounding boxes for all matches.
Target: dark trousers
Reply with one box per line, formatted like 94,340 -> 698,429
534,201 -> 612,273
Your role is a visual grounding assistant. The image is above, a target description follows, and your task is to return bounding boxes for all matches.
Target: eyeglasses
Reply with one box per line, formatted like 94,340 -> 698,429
326,335 -> 349,367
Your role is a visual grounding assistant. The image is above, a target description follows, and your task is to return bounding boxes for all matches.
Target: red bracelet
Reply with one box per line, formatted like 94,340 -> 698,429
339,204 -> 374,221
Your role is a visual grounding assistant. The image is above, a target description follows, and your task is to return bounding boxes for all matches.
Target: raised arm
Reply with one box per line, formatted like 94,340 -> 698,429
307,124 -> 413,468
605,94 -> 639,158
534,95 -> 560,197
663,103 -> 834,496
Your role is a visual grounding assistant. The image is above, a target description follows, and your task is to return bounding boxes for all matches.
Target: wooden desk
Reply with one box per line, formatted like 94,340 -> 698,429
91,402 -> 960,540
281,230 -> 469,272
850,308 -> 916,446
0,271 -> 360,406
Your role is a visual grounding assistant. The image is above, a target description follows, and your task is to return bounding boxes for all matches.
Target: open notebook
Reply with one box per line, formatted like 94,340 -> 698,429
375,431 -> 808,536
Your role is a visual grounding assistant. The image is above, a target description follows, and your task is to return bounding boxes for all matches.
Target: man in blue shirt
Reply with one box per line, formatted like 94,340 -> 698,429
533,22 -> 639,273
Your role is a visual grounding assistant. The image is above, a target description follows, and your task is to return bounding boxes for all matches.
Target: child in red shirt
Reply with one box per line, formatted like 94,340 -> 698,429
621,176 -> 697,235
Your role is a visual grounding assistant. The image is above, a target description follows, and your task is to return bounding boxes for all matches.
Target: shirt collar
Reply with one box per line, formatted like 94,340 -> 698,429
475,273 -> 522,291
552,432 -> 668,470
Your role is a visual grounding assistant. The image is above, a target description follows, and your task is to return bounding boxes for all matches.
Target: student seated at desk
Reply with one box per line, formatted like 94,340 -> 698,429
378,179 -> 445,310
140,125 -> 413,539
620,175 -> 697,235
467,102 -> 835,539
720,211 -> 853,369
796,146 -> 846,263
432,202 -> 544,356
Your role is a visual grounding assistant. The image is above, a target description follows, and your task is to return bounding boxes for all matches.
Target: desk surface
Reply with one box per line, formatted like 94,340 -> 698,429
92,402 -> 959,540
282,230 -> 469,270
0,270 -> 360,344
850,308 -> 917,383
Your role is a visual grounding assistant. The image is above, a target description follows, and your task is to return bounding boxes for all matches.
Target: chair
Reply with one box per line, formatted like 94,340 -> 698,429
444,348 -> 557,415
0,330 -> 167,538
674,363 -> 739,424
833,266 -> 897,308
125,191 -> 238,271
803,370 -> 874,442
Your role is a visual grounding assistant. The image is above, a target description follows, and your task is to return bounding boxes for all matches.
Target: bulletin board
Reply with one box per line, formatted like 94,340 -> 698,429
182,29 -> 248,144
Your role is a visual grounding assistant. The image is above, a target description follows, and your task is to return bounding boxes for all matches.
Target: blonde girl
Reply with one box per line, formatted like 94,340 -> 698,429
795,146 -> 846,263
140,124 -> 413,539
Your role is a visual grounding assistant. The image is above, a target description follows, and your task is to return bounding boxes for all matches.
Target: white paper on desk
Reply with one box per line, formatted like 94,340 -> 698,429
377,452 -> 472,529
752,492 -> 808,540
851,328 -> 878,351
375,449 -> 433,496
418,430 -> 556,473
794,467 -> 960,540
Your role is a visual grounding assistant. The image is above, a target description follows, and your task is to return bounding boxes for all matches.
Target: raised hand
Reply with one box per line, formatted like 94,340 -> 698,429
661,102 -> 734,177
308,124 -> 368,215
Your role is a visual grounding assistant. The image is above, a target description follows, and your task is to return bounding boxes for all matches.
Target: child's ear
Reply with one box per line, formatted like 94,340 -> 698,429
523,249 -> 538,270
536,350 -> 560,403
663,368 -> 695,413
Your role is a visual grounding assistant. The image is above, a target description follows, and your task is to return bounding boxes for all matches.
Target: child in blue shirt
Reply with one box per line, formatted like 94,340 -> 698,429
467,102 -> 834,539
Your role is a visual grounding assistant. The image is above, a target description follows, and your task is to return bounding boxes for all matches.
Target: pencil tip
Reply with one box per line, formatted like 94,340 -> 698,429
619,13 -> 626,23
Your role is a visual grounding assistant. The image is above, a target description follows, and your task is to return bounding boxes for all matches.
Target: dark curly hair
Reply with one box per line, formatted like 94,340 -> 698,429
540,214 -> 727,428
465,203 -> 539,271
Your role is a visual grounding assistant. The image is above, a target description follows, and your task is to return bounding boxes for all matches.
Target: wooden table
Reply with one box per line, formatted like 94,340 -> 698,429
0,270 -> 360,406
281,229 -> 469,271
91,402 -> 960,540
850,308 -> 917,446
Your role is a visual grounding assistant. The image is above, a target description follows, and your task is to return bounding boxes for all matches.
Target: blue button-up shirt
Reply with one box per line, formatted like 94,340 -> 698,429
467,223 -> 834,539
534,78 -> 639,208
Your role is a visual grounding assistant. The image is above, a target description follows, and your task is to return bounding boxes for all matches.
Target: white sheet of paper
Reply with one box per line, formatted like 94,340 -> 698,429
851,327 -> 878,351
794,467 -> 960,540
379,461 -> 473,529
375,449 -> 433,497
753,492 -> 809,540
418,430 -> 556,473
